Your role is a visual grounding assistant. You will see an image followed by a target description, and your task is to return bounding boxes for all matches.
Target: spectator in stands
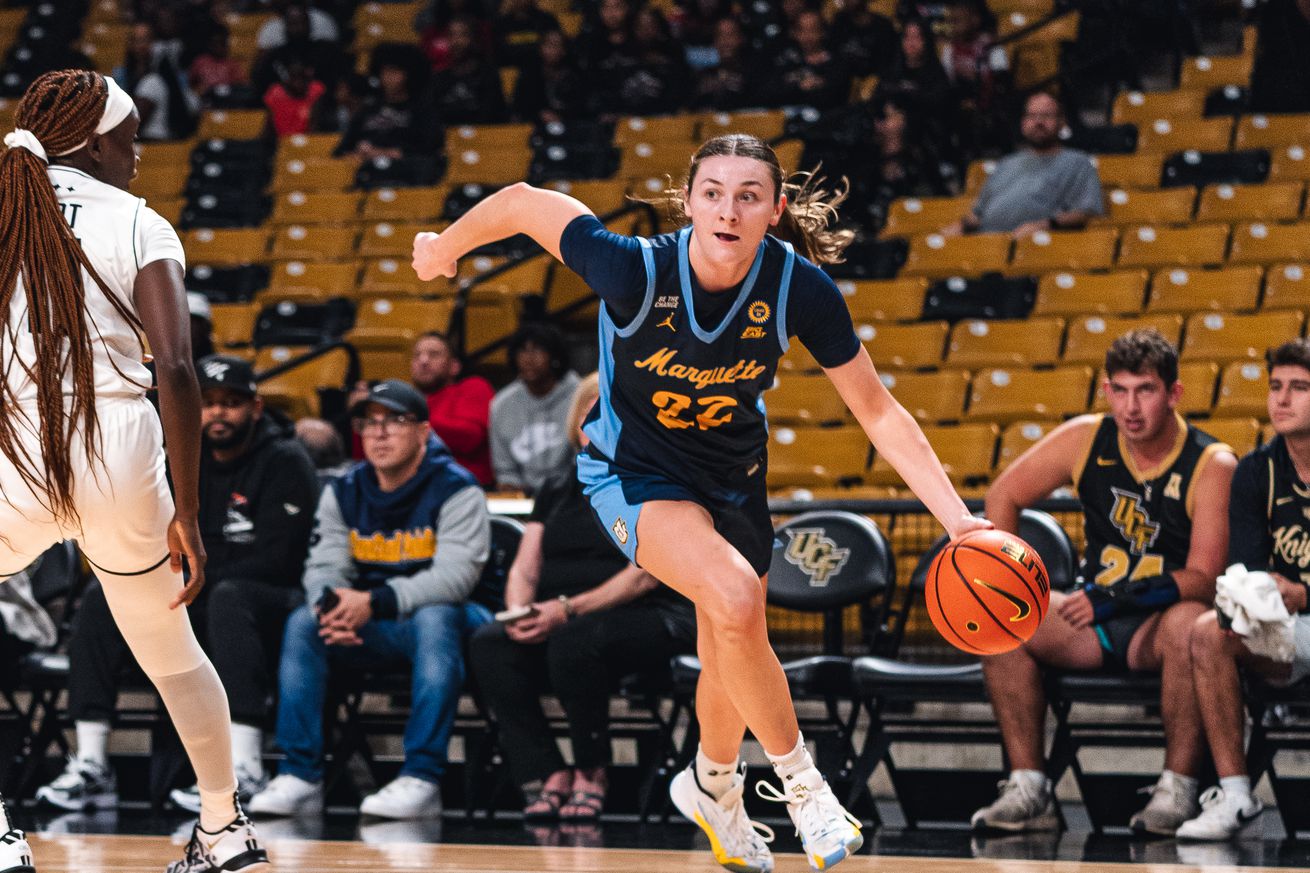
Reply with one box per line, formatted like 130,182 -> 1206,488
251,2 -> 347,96
0,554 -> 57,692
310,72 -> 367,135
114,21 -> 200,140
490,323 -> 580,495
692,17 -> 761,110
257,0 -> 340,52
613,6 -> 691,116
876,19 -> 954,149
860,93 -> 949,229
670,0 -> 734,68
493,0 -> 561,70
36,357 -> 319,814
337,45 -> 440,160
939,0 -> 1011,154
1181,338 -> 1310,840
973,330 -> 1235,836
188,26 -> 248,103
511,28 -> 587,123
428,14 -> 509,124
248,380 -> 490,820
770,9 -> 851,109
410,331 -> 495,486
294,417 -> 353,482
418,0 -> 495,73
187,291 -> 215,362
470,374 -> 696,821
941,91 -> 1102,239
264,59 -> 327,137
1249,0 -> 1310,113
577,0 -> 636,87
830,0 -> 898,79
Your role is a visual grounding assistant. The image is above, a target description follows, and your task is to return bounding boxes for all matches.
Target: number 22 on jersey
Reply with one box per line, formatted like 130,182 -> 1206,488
651,391 -> 737,431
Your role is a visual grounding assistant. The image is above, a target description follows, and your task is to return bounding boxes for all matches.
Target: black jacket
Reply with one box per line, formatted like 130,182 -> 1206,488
199,409 -> 320,590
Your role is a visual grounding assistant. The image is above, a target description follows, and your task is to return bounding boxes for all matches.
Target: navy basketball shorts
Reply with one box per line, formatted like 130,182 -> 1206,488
576,449 -> 775,577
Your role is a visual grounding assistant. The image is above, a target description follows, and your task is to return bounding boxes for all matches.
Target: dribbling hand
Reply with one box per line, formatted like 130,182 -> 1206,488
412,232 -> 457,282
946,514 -> 993,543
167,515 -> 207,609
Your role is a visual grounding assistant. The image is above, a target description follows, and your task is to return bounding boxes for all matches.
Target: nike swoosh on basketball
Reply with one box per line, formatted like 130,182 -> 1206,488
1096,457 -> 1117,466
970,577 -> 1031,622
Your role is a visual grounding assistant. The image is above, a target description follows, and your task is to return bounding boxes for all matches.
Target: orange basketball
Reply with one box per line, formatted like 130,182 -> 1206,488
925,529 -> 1050,656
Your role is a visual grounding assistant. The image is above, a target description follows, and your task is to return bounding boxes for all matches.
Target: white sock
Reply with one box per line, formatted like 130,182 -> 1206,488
767,732 -> 823,798
75,720 -> 111,766
1220,775 -> 1252,801
231,723 -> 263,779
1162,769 -> 1198,796
695,746 -> 738,800
1011,769 -> 1048,791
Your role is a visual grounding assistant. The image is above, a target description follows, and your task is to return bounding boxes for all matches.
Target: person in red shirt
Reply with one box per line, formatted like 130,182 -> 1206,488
263,60 -> 325,137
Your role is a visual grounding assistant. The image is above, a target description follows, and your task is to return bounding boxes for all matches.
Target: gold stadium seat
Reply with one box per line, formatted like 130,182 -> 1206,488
271,157 -> 356,193
1269,145 -> 1310,184
862,321 -> 949,369
1091,360 -> 1220,414
444,146 -> 532,186
1234,114 -> 1310,151
1146,266 -> 1263,314
1063,313 -> 1185,365
358,220 -> 433,258
1179,54 -> 1253,90
1182,310 -> 1306,362
269,224 -> 358,261
131,160 -> 192,200
1111,89 -> 1206,126
270,190 -> 361,226
1135,117 -> 1233,154
619,142 -> 693,182
1196,417 -> 1260,456
965,365 -> 1093,423
841,277 -> 927,324
277,132 -> 339,161
965,159 -> 997,195
1033,270 -> 1148,317
463,298 -> 522,365
348,298 -> 454,348
468,258 -> 552,304
880,196 -> 973,239
869,423 -> 998,486
698,109 -> 787,143
542,179 -> 630,215
198,109 -> 267,140
138,139 -> 196,168
359,258 -> 452,298
767,425 -> 871,488
1215,360 -> 1269,417
1228,221 -> 1310,266
209,302 -> 259,351
765,373 -> 849,425
997,421 -> 1055,470
254,345 -> 352,419
879,369 -> 971,422
1008,227 -> 1118,275
1195,182 -> 1305,224
1092,154 -> 1164,190
613,114 -> 700,146
1263,263 -> 1310,310
1117,224 -> 1229,270
778,342 -> 822,375
183,228 -> 270,265
266,259 -> 362,299
444,123 -> 533,153
901,233 -> 1012,279
1096,187 -> 1196,226
362,186 -> 449,222
946,317 -> 1065,368
150,197 -> 184,226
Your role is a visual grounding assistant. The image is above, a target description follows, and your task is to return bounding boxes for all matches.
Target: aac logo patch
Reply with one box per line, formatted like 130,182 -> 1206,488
740,326 -> 766,339
747,301 -> 771,324
612,516 -> 629,545
783,528 -> 850,586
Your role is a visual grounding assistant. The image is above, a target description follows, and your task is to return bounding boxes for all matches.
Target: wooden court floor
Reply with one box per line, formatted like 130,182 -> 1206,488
23,832 -> 1310,873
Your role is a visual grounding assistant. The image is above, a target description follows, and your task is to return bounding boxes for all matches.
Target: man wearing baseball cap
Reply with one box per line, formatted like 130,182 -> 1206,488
249,379 -> 492,820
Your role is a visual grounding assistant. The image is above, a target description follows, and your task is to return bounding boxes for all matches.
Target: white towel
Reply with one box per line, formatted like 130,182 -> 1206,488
1215,563 -> 1296,663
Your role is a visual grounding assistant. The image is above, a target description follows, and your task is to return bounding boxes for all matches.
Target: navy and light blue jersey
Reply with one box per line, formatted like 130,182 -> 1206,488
560,215 -> 860,494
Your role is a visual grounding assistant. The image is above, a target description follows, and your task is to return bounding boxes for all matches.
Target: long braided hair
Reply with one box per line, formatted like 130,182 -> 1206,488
0,70 -> 144,525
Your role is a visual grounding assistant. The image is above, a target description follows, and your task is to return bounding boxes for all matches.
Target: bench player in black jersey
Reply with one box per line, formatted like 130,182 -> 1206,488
1181,338 -> 1310,841
414,135 -> 990,872
973,329 -> 1235,836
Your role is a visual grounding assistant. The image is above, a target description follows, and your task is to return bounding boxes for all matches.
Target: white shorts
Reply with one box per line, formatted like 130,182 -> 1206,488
0,396 -> 173,577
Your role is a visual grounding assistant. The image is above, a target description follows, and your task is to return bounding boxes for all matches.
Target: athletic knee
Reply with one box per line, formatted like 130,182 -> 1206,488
1160,601 -> 1209,650
1189,610 -> 1230,660
701,573 -> 766,641
281,604 -> 321,650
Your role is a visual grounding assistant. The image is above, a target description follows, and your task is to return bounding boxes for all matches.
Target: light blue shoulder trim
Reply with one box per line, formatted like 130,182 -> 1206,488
776,240 -> 796,354
677,226 -> 766,343
614,236 -> 657,339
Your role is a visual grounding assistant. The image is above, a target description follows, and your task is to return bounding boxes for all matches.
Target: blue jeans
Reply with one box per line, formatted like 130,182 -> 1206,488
273,601 -> 492,784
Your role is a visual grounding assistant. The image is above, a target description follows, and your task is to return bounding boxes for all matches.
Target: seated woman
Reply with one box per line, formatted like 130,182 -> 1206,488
470,373 -> 695,822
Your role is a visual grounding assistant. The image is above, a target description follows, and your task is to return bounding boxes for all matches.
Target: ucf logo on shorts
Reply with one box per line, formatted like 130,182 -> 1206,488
1109,487 -> 1161,555
783,528 -> 850,586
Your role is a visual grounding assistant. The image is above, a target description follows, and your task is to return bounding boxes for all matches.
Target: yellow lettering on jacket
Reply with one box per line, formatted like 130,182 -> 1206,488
350,528 -> 437,563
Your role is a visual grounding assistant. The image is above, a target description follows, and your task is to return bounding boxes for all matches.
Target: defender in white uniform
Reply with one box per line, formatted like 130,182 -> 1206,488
0,70 -> 269,873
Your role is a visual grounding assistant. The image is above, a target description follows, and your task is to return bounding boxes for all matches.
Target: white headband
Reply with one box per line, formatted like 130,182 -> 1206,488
2,74 -> 136,163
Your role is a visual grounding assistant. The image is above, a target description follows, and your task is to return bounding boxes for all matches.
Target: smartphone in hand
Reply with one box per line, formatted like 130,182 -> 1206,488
494,604 -> 538,624
316,587 -> 341,615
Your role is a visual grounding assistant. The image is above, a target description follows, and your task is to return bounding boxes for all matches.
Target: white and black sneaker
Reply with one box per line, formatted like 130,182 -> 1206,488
0,828 -> 34,873
170,768 -> 267,815
757,769 -> 863,871
34,757 -> 117,812
669,764 -> 774,873
1176,787 -> 1264,841
165,806 -> 270,873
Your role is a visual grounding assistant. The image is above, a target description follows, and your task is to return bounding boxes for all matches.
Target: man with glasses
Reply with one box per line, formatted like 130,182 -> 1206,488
249,380 -> 490,821
941,90 -> 1103,240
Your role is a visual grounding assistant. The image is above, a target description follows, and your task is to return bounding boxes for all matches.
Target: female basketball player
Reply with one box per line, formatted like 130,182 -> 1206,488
413,135 -> 989,872
0,71 -> 268,873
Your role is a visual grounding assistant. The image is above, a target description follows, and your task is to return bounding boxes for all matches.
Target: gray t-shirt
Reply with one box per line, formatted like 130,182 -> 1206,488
490,371 -> 581,494
972,148 -> 1104,233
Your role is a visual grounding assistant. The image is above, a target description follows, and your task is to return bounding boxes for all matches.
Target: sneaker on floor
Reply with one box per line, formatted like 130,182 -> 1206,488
165,810 -> 270,873
971,774 -> 1058,833
34,757 -> 117,812
1129,773 -> 1199,837
1176,787 -> 1263,841
0,828 -> 35,873
170,767 -> 267,814
247,774 -> 323,818
359,776 -> 441,820
669,765 -> 774,873
757,769 -> 862,872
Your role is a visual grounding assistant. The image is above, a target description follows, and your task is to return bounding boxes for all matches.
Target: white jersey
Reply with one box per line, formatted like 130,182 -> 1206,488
4,164 -> 186,403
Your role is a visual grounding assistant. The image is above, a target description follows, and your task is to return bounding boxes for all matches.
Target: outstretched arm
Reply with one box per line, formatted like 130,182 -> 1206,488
413,182 -> 593,281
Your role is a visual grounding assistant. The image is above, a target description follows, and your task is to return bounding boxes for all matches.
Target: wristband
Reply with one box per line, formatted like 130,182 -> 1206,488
558,594 -> 576,620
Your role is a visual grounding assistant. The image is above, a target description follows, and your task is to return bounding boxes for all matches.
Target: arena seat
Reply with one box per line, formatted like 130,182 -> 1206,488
764,373 -> 850,425
1033,270 -> 1148,316
778,342 -> 822,375
878,369 -> 971,423
964,159 -> 997,194
861,321 -> 949,369
1007,227 -> 1118,275
1062,313 -> 1185,364
901,233 -> 1012,279
841,277 -> 927,324
1182,310 -> 1306,362
1146,266 -> 1263,314
361,186 -> 449,222
359,257 -> 450,298
357,220 -> 434,258
445,146 -> 533,187
880,196 -> 973,239
266,259 -> 362,299
1091,153 -> 1163,190
462,298 -> 522,365
182,228 -> 270,265
541,179 -> 630,215
270,157 -> 357,193
270,224 -> 358,261
444,123 -> 533,153
1116,223 -> 1229,270
1267,144 -> 1310,184
1111,89 -> 1207,126
1135,117 -> 1233,154
946,316 -> 1065,367
254,345 -> 353,419
1197,416 -> 1261,455
1179,54 -> 1253,90
269,191 -> 362,226
965,365 -> 1093,423
996,420 -> 1056,470
348,298 -> 454,348
613,114 -> 699,146
1093,361 -> 1220,415
1095,187 -> 1196,226
1214,360 -> 1269,417
868,423 -> 998,486
1234,114 -> 1310,151
619,143 -> 695,183
208,302 -> 260,352
1195,181 -> 1305,224
1263,263 -> 1310,310
1228,221 -> 1310,265
198,109 -> 267,140
767,425 -> 871,488
697,109 -> 787,142
277,132 -> 340,161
